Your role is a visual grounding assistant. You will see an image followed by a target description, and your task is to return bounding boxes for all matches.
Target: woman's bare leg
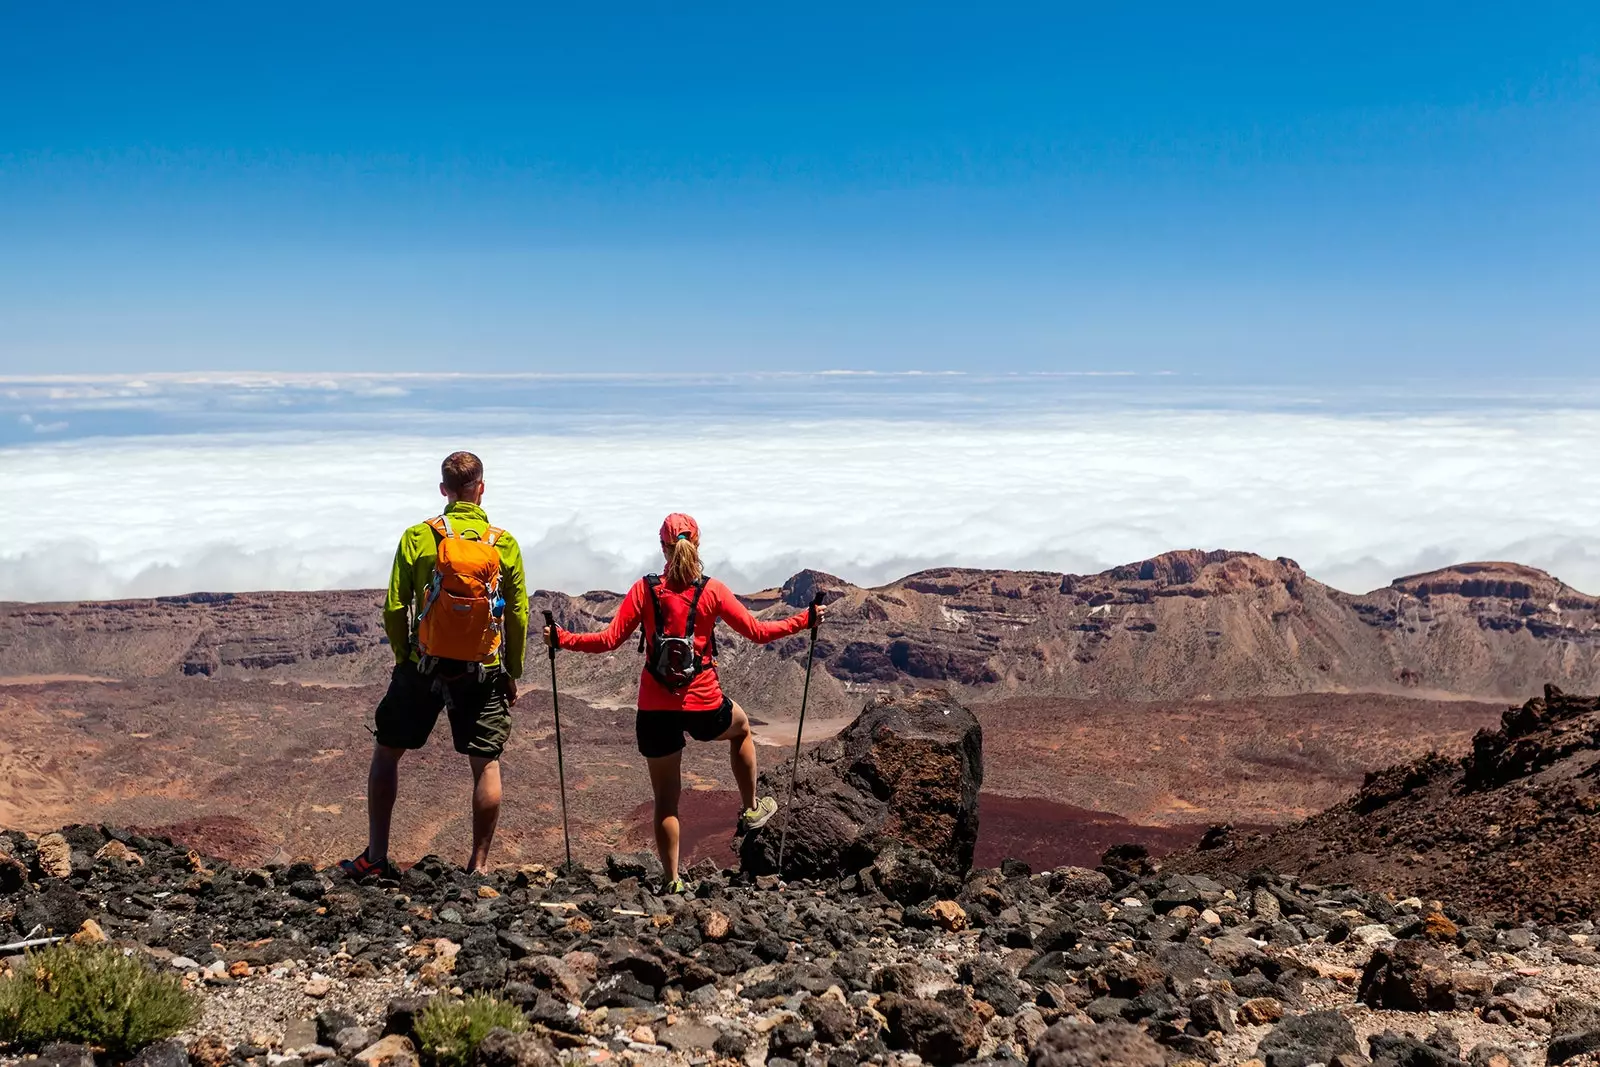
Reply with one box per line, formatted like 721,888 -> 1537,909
646,751 -> 684,881
717,701 -> 758,810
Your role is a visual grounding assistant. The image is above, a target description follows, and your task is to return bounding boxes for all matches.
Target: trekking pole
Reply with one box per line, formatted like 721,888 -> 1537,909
542,610 -> 574,871
777,592 -> 824,878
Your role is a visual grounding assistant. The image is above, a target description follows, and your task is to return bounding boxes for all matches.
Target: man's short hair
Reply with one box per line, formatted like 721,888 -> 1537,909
441,451 -> 484,494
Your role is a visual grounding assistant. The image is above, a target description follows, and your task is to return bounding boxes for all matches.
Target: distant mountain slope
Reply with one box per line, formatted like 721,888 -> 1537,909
3,551 -> 1597,707
1173,685 -> 1600,923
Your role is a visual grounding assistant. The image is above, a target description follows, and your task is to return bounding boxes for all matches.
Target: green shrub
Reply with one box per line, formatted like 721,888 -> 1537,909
415,993 -> 528,1067
0,943 -> 200,1058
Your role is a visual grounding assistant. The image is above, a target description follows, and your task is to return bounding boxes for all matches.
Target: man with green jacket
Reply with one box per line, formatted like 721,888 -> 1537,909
343,451 -> 528,876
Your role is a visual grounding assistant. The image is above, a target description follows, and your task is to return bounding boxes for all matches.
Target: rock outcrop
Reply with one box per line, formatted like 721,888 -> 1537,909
740,689 -> 982,881
1176,685 -> 1600,923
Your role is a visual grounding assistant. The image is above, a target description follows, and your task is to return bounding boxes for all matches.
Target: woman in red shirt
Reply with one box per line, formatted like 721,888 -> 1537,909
544,513 -> 822,892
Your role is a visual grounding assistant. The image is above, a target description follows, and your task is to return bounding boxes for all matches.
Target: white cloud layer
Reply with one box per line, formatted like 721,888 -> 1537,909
3,408 -> 1600,601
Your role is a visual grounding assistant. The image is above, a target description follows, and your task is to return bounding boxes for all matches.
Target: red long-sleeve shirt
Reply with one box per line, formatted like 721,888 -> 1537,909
557,576 -> 812,711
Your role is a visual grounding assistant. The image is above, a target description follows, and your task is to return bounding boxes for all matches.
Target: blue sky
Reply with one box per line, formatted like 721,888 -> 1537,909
2,4 -> 1597,377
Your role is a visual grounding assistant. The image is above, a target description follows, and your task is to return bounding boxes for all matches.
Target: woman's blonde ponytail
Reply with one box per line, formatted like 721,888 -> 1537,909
665,535 -> 703,586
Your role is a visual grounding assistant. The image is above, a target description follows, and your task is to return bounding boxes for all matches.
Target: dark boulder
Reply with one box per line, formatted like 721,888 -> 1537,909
382,997 -> 429,1041
740,689 -> 982,880
1256,1010 -> 1363,1067
880,994 -> 983,1067
1367,1030 -> 1467,1067
1358,941 -> 1458,1012
1027,1020 -> 1164,1067
17,884 -> 89,936
867,842 -> 954,905
474,1028 -> 558,1067
604,852 -> 662,883
124,1039 -> 189,1067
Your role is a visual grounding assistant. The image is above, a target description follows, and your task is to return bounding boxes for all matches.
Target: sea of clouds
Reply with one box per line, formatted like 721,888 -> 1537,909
4,376 -> 1600,601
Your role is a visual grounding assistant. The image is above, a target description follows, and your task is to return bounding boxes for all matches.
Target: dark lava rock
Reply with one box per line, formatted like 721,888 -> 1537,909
713,1032 -> 749,1059
35,1043 -> 96,1067
124,1038 -> 189,1067
18,883 -> 89,935
1367,1030 -> 1467,1067
802,997 -> 859,1045
1359,941 -> 1458,1011
881,994 -> 984,1067
0,852 -> 25,894
741,689 -> 982,881
1256,1010 -> 1363,1067
1027,1020 -> 1164,1067
474,1027 -> 558,1067
316,1011 -> 362,1046
1188,993 -> 1234,1036
604,851 -> 663,884
769,1023 -> 816,1057
497,931 -> 538,960
585,971 -> 657,1009
382,997 -> 429,1041
1548,1030 -> 1600,1066
868,843 -> 954,906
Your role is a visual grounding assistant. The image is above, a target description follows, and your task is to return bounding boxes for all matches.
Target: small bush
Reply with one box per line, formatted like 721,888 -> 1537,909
0,943 -> 199,1058
415,993 -> 528,1067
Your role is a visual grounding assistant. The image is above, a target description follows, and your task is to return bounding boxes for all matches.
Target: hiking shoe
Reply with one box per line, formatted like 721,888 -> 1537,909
660,877 -> 689,896
338,852 -> 395,881
738,796 -> 779,834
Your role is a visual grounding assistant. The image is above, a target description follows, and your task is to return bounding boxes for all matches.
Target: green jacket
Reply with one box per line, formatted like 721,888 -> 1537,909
383,501 -> 529,679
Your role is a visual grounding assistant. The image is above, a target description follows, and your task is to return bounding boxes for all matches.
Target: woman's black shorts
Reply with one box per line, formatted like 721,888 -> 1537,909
636,698 -> 735,759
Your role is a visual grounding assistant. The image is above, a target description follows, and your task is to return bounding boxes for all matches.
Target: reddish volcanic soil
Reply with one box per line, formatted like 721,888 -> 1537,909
631,790 -> 1261,873
0,677 -> 1506,870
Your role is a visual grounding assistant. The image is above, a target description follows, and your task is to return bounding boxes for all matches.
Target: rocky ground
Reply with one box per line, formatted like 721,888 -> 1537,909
7,689 -> 1600,1067
5,825 -> 1600,1067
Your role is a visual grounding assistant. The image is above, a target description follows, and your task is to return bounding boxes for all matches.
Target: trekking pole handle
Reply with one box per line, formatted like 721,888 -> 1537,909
542,610 -> 558,657
808,591 -> 824,631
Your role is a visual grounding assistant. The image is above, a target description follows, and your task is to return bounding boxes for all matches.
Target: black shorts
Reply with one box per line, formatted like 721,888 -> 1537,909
636,698 -> 735,760
374,660 -> 513,760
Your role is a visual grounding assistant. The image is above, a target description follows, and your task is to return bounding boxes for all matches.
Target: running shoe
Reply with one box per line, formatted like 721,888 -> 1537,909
660,877 -> 689,896
737,795 -> 779,834
338,851 -> 396,881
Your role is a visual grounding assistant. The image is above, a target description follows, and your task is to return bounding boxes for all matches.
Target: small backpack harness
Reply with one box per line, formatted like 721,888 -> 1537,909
638,574 -> 716,691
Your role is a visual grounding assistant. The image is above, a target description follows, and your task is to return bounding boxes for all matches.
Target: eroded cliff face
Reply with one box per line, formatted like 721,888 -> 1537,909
4,554 -> 1598,707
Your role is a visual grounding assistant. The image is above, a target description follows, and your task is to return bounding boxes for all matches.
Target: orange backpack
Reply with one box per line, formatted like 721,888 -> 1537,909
415,514 -> 506,665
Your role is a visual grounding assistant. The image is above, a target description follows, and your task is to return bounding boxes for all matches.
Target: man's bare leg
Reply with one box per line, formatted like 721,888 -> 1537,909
366,743 -> 405,863
467,756 -> 502,873
646,751 -> 684,881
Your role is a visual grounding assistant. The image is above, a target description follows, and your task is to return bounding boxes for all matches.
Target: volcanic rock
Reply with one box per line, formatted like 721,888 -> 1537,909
354,1035 -> 417,1067
35,832 -> 71,879
1256,1010 -> 1363,1067
1027,1019 -> 1164,1067
473,1028 -> 558,1067
740,689 -> 981,881
881,993 -> 984,1066
124,1039 -> 189,1067
36,1043 -> 96,1067
1547,1030 -> 1600,1065
1359,940 -> 1460,1011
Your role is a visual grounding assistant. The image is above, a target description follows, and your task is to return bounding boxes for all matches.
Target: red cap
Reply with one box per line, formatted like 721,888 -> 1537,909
660,512 -> 700,547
